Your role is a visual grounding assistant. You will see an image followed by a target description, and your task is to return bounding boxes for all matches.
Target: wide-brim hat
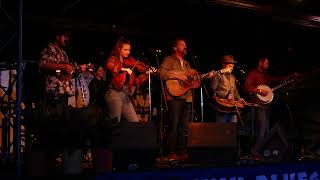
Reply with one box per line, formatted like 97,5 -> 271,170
221,55 -> 237,64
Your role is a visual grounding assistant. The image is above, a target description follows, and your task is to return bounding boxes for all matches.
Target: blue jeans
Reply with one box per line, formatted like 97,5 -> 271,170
215,111 -> 237,123
105,89 -> 139,122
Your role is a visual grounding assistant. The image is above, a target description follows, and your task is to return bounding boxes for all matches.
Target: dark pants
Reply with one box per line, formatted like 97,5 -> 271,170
29,94 -> 86,175
38,94 -> 87,149
87,103 -> 111,147
167,99 -> 191,155
87,104 -> 112,173
252,105 -> 271,152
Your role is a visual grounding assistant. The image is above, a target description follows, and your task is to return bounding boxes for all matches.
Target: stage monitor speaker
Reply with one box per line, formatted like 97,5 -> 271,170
112,122 -> 159,171
307,135 -> 320,158
255,123 -> 288,162
187,122 -> 238,164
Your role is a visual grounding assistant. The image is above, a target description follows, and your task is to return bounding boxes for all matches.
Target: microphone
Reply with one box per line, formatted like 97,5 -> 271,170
186,48 -> 197,58
236,65 -> 246,74
147,48 -> 162,53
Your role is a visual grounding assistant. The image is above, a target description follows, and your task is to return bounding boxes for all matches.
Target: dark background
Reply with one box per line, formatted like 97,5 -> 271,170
1,0 -> 320,139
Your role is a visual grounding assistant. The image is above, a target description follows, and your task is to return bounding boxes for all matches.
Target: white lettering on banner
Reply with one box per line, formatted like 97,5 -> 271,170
282,173 -> 295,180
256,171 -> 319,180
194,177 -> 244,180
309,172 -> 319,180
194,171 -> 319,180
298,172 -> 308,180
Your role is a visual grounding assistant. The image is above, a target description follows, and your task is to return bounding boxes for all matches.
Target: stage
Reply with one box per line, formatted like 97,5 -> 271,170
101,160 -> 320,180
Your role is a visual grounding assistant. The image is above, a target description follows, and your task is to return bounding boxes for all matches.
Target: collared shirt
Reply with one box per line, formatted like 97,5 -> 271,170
244,68 -> 287,94
211,72 -> 240,100
39,43 -> 73,96
159,54 -> 193,102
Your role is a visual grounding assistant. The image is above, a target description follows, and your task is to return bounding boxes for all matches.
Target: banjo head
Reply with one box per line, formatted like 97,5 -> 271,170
256,84 -> 274,104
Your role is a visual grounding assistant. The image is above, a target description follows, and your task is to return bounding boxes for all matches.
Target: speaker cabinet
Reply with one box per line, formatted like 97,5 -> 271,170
187,122 -> 238,164
112,122 -> 159,170
255,123 -> 288,161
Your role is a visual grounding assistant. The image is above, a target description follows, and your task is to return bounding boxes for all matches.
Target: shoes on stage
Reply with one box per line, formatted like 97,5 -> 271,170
168,154 -> 179,161
250,152 -> 264,161
177,153 -> 189,161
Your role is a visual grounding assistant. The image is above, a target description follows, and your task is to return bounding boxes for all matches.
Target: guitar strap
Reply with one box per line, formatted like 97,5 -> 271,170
212,71 -> 222,98
224,73 -> 234,99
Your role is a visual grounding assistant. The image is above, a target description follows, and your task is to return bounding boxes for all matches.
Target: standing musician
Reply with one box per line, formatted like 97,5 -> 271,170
105,37 -> 155,122
211,54 -> 245,123
87,65 -> 111,173
68,64 -> 91,109
35,30 -> 86,175
244,57 -> 299,156
160,38 -> 198,161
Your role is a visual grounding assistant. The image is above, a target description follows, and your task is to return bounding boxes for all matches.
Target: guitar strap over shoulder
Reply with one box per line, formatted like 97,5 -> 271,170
171,58 -> 174,70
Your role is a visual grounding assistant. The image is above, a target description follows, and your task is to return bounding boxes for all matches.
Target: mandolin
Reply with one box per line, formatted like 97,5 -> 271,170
56,62 -> 94,80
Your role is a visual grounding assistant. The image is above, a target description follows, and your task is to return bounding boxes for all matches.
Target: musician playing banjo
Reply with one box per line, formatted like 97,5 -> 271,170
211,54 -> 246,123
244,56 -> 300,157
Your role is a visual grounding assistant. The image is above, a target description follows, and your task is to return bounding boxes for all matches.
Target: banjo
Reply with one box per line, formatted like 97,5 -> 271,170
255,78 -> 296,104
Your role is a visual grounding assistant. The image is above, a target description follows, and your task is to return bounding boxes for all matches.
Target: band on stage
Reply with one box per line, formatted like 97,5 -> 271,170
11,31 -> 302,176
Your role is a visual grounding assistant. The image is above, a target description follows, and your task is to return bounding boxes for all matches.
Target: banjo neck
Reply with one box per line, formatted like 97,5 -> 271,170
271,78 -> 295,91
256,78 -> 296,104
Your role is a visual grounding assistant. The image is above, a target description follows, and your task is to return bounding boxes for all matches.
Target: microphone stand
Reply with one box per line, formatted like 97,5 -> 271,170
72,61 -> 79,109
236,65 -> 246,89
148,65 -> 152,122
191,55 -> 211,122
153,50 -> 167,162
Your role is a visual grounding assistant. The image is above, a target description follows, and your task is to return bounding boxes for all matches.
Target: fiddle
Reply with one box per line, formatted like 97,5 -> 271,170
107,56 -> 157,95
122,57 -> 149,72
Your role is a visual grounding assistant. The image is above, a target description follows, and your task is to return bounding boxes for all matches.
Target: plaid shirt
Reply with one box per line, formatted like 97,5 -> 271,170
39,43 -> 73,96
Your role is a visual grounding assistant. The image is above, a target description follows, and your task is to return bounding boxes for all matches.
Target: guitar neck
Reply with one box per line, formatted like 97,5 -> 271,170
201,69 -> 229,79
200,70 -> 217,79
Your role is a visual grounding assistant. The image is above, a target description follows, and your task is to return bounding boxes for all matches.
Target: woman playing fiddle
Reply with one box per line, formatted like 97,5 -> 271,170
105,37 -> 154,122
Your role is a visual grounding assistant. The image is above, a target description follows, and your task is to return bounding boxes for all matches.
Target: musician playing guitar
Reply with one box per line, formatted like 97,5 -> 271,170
211,54 -> 246,123
243,57 -> 300,158
159,38 -> 198,161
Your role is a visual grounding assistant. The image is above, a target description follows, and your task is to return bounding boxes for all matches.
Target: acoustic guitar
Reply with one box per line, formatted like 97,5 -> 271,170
212,96 -> 260,113
166,68 -> 229,97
